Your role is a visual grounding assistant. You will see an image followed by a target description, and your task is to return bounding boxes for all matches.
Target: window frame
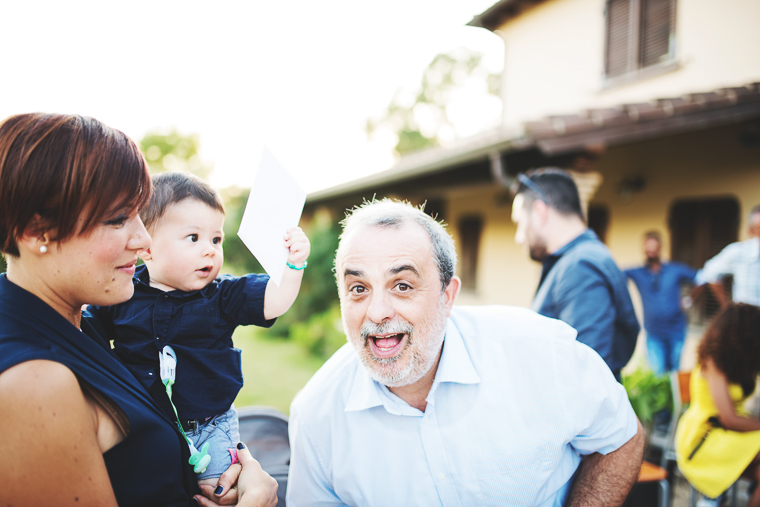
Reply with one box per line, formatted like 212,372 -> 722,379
602,0 -> 678,88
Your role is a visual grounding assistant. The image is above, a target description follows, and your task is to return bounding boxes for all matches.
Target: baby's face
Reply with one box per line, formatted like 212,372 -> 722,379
142,198 -> 225,292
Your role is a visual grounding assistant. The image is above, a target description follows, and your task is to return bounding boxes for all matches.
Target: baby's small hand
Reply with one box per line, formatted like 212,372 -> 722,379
284,227 -> 310,266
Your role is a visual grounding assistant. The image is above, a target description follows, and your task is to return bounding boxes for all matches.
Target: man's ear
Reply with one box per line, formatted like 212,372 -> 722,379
443,276 -> 461,317
531,199 -> 550,225
139,247 -> 152,261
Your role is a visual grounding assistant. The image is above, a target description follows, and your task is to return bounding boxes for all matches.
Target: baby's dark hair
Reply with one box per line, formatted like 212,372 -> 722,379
140,171 -> 224,232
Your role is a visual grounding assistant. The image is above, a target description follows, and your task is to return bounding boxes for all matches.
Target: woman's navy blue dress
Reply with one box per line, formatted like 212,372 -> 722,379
0,274 -> 200,506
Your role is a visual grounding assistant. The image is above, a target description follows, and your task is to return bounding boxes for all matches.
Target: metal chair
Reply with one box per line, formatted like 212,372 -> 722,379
637,461 -> 670,507
238,405 -> 290,507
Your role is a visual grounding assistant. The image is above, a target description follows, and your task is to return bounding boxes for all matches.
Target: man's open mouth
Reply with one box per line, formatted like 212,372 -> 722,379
368,333 -> 406,358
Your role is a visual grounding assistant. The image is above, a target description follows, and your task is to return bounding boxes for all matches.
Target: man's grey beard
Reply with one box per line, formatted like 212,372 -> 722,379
360,320 -> 415,365
353,297 -> 448,388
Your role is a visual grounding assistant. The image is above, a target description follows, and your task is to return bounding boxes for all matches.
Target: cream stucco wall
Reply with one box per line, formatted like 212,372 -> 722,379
445,183 -> 541,308
497,0 -> 760,128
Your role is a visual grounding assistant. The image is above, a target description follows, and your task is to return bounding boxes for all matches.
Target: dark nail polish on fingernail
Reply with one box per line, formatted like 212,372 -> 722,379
192,498 -> 199,506
237,442 -> 245,450
214,485 -> 224,495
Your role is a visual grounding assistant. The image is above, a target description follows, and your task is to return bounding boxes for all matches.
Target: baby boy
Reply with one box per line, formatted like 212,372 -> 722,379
90,171 -> 310,488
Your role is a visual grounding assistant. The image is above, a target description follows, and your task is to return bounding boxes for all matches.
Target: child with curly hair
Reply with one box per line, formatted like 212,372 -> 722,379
676,303 -> 760,506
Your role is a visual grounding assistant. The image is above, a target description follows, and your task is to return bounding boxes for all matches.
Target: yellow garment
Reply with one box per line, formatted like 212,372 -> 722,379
675,365 -> 760,498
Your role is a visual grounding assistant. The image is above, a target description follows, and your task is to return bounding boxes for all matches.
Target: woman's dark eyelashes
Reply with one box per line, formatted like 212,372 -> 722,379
103,214 -> 128,226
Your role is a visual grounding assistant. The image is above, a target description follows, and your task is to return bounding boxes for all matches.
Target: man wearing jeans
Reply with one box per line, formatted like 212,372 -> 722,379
624,230 -> 696,375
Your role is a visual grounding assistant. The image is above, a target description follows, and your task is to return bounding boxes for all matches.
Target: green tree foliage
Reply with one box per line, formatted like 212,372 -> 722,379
290,304 -> 345,360
140,128 -> 213,178
0,255 -> 5,273
366,47 -> 501,157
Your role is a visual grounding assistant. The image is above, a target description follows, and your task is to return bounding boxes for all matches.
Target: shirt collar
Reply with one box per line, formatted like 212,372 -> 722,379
133,264 -> 218,298
538,229 -> 598,290
344,316 -> 480,413
549,229 -> 598,259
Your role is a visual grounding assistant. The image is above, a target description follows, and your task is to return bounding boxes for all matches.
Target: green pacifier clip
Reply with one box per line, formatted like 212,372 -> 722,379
160,345 -> 211,474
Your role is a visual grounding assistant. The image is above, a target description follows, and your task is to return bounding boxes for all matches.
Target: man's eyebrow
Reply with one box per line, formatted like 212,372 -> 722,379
389,264 -> 420,277
343,269 -> 363,278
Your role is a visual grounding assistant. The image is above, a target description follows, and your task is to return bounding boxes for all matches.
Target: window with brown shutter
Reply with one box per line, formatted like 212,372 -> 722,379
604,0 -> 676,80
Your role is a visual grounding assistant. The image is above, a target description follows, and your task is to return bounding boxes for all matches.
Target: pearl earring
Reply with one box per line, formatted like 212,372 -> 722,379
39,245 -> 48,253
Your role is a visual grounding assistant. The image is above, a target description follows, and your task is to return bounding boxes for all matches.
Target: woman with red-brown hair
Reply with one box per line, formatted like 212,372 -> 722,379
676,303 -> 760,507
0,113 -> 277,507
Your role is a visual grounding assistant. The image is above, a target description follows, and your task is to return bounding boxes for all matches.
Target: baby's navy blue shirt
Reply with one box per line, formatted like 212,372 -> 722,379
90,264 -> 274,420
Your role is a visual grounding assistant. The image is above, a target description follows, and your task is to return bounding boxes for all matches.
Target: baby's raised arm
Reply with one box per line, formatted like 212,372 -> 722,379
263,227 -> 310,320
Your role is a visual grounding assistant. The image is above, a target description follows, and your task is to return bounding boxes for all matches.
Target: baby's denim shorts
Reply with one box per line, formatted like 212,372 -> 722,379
186,405 -> 240,480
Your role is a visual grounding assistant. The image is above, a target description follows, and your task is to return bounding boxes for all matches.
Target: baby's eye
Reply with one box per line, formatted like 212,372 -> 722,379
213,237 -> 222,245
186,234 -> 199,242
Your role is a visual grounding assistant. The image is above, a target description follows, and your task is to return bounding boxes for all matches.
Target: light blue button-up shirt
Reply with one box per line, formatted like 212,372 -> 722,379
288,306 -> 638,507
696,236 -> 760,305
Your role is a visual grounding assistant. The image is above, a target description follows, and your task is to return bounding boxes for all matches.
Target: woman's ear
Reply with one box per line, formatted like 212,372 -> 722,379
17,214 -> 52,254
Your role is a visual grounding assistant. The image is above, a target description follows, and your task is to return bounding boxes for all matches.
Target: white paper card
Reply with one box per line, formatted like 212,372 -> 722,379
238,146 -> 306,287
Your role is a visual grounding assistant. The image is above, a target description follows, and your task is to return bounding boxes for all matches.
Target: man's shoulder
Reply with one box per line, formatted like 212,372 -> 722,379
564,236 -> 614,264
450,305 -> 578,346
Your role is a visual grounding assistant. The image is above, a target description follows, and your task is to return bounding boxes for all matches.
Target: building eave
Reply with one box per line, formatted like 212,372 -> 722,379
467,0 -> 549,31
307,82 -> 760,205
307,126 -> 527,204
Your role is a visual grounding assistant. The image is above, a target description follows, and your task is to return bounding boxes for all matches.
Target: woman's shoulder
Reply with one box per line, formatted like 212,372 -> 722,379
0,359 -> 84,404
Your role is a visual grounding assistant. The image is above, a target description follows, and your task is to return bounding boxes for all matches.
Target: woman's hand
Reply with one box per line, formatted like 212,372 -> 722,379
194,443 -> 278,507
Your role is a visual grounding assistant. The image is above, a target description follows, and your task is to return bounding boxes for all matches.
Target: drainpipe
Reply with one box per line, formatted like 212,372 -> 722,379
489,151 -> 513,188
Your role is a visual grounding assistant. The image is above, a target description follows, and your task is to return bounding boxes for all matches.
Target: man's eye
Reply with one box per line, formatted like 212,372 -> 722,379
350,285 -> 366,294
187,234 -> 198,242
397,283 -> 411,291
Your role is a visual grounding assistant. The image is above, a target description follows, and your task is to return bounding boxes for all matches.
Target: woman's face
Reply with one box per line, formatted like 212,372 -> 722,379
45,207 -> 151,311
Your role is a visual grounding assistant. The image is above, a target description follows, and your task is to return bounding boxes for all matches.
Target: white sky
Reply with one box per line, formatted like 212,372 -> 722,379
1,0 -> 504,193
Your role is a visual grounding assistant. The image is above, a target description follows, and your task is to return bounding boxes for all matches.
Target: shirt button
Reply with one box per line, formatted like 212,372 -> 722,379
148,372 -> 153,375
438,473 -> 445,482
156,336 -> 160,340
163,294 -> 169,300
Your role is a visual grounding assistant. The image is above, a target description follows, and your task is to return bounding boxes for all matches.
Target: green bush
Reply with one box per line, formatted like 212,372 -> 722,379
622,369 -> 673,427
290,304 -> 346,360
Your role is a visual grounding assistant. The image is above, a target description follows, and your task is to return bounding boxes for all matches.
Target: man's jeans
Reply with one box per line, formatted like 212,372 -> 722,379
646,331 -> 685,375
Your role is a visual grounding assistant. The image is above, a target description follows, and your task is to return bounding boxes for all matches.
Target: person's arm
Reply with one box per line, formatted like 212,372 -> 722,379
0,360 -> 119,506
695,243 -> 738,306
565,420 -> 646,507
554,334 -> 644,506
263,227 -> 310,320
702,359 -> 760,432
553,261 -> 617,366
287,404 -> 347,507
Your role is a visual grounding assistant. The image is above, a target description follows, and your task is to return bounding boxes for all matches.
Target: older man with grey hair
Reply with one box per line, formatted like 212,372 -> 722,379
287,199 -> 644,507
